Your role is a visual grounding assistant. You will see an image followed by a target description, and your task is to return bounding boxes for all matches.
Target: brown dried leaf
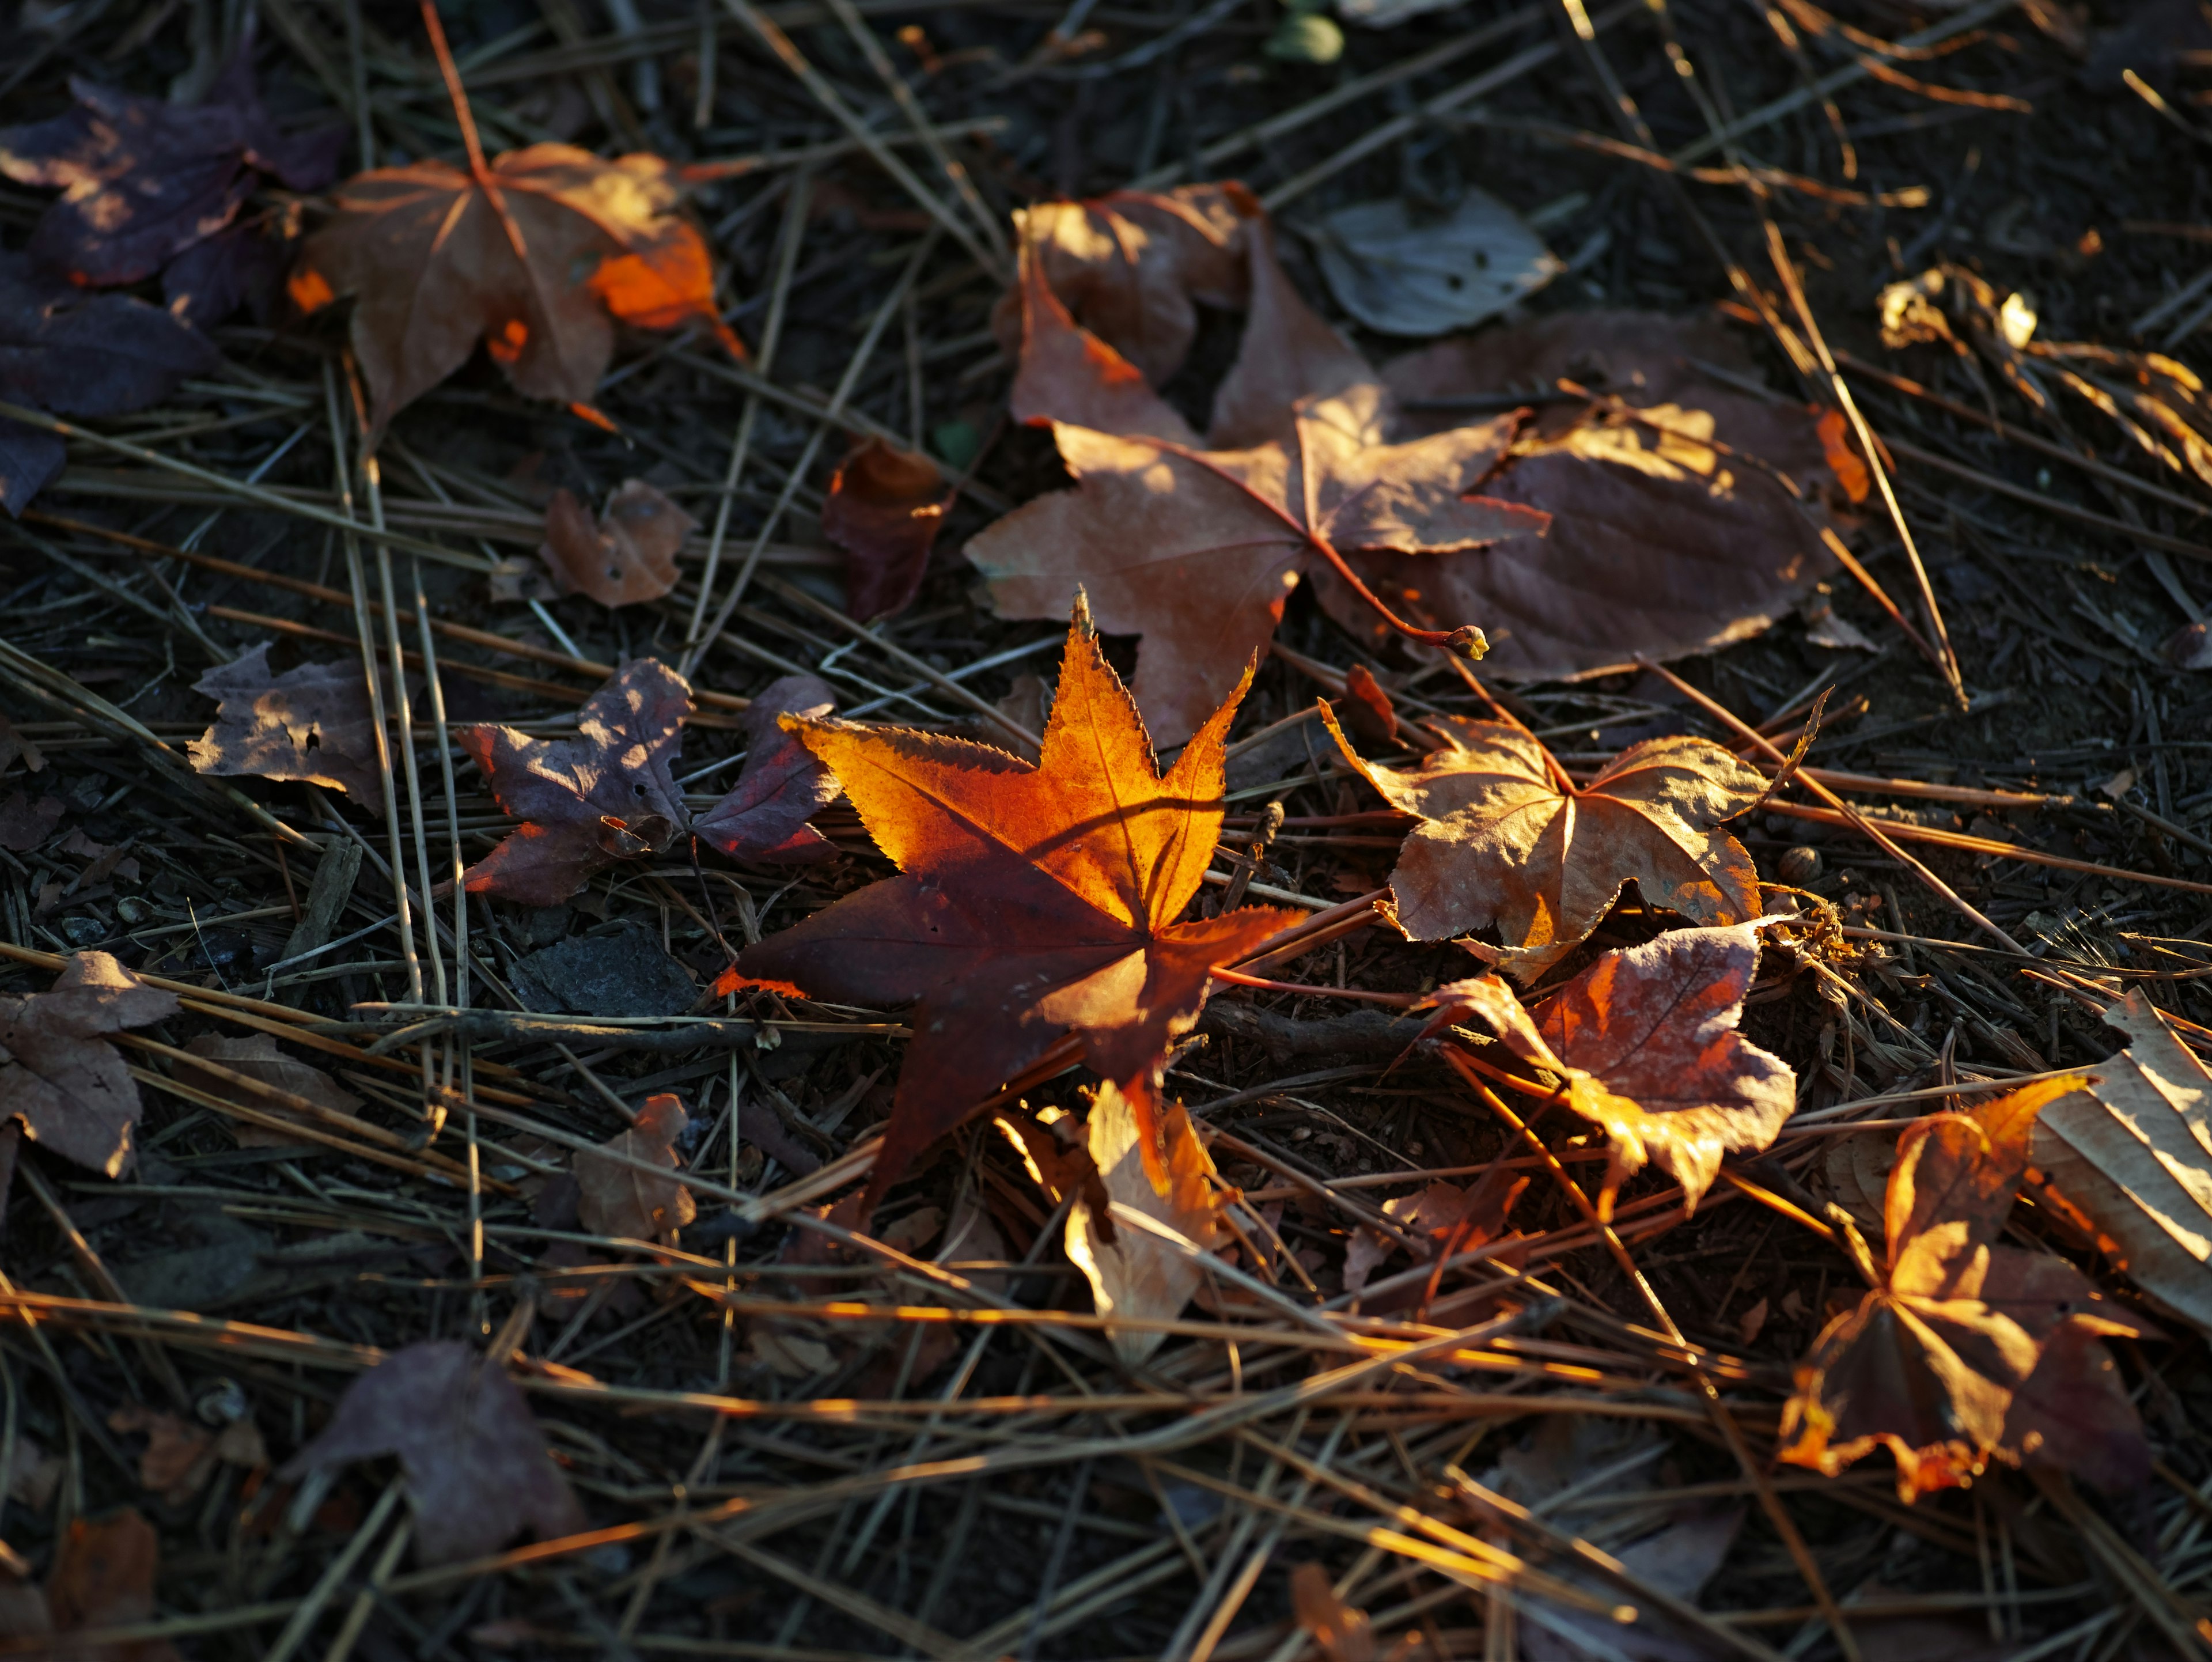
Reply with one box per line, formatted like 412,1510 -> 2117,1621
1782,1078 -> 2158,1499
1065,1081 -> 1224,1366
1313,311 -> 1846,681
0,791 -> 63,853
1344,1161 -> 1527,1296
1290,1563 -> 1374,1662
692,675 -> 840,865
461,658 -> 691,906
281,1340 -> 585,1561
176,1033 -> 363,1150
575,1092 -> 697,1241
823,436 -> 953,622
0,952 -> 179,1177
291,144 -> 740,433
40,1508 -> 177,1662
1325,709 -> 1767,973
989,184 -> 1256,385
189,642 -> 389,811
537,479 -> 695,608
1430,924 -> 1793,1209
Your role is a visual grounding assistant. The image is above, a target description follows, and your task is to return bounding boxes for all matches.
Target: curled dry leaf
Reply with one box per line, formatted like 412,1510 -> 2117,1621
108,1404 -> 265,1505
0,44 -> 339,286
972,220 -> 1543,744
692,674 -> 841,865
461,658 -> 691,906
537,479 -> 695,608
1325,707 -> 1767,974
1304,191 -> 1563,337
1342,1161 -> 1527,1297
1313,311 -> 1847,682
736,600 -> 1296,1212
988,184 -> 1256,385
1065,1081 -> 1225,1366
1781,1078 -> 2158,1500
282,1339 -> 585,1561
175,1033 -> 363,1150
1430,923 -> 1793,1210
188,643 -> 391,811
575,1092 -> 697,1241
823,436 -> 953,622
0,952 -> 180,1178
2027,989 -> 2212,1334
291,143 -> 740,434
1290,1562 -> 1374,1662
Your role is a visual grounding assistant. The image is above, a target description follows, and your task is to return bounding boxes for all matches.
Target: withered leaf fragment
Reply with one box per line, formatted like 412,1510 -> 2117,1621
692,675 -> 840,865
822,436 -> 953,622
575,1092 -> 697,1241
1325,709 -> 1767,974
0,952 -> 179,1178
284,1340 -> 585,1561
538,479 -> 695,608
37,1506 -> 180,1662
0,44 -> 340,286
1782,1080 -> 2157,1499
461,658 -> 691,906
0,792 -> 64,853
292,139 -> 740,434
736,600 -> 1295,1211
175,1033 -> 363,1150
1430,923 -> 1791,1210
189,643 -> 390,811
973,220 -> 1543,744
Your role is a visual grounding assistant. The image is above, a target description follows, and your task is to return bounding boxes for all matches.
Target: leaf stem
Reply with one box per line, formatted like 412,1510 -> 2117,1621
419,2 -> 491,184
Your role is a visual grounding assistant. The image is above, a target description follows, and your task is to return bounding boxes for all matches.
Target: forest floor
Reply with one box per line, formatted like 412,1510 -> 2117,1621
1,0 -> 2211,1658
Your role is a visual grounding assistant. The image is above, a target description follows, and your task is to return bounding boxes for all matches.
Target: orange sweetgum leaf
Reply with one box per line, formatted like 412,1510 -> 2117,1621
1429,923 -> 1793,1210
1781,1077 -> 2158,1500
1325,709 -> 1767,974
291,142 -> 740,434
735,599 -> 1296,1212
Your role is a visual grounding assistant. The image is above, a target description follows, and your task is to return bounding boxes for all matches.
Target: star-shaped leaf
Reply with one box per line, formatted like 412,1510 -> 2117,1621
737,600 -> 1296,1210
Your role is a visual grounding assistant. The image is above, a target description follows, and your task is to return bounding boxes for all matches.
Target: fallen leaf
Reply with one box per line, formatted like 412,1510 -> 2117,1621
0,43 -> 338,286
575,1092 -> 698,1241
972,220 -> 1544,743
292,134 -> 741,433
162,211 -> 294,328
1517,1504 -> 1744,1662
988,184 -> 1255,386
106,1405 -> 258,1504
0,250 -> 221,513
0,792 -> 64,853
1781,1078 -> 2158,1498
1312,311 -> 1846,682
1304,192 -> 1563,336
461,658 -> 691,906
41,1508 -> 178,1662
1737,1296 -> 1770,1345
692,675 -> 841,865
735,600 -> 1296,1210
822,436 -> 953,622
1336,662 -> 1397,747
188,643 -> 391,811
1290,1562 -> 1374,1662
174,1033 -> 363,1150
1343,1162 -> 1527,1296
537,479 -> 695,608
0,952 -> 180,1177
2028,990 -> 2212,1334
1325,709 -> 1768,972
1065,1081 -> 1225,1365
1430,923 -> 1794,1210
0,715 -> 45,777
281,1339 -> 585,1561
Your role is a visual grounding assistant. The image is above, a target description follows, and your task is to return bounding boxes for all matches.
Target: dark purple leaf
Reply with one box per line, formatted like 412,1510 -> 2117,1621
693,675 -> 841,864
0,251 -> 218,418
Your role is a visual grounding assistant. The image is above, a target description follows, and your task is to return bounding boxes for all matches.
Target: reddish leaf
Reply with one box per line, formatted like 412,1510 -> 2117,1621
1781,1078 -> 2157,1499
736,600 -> 1296,1211
41,1508 -> 178,1662
0,43 -> 339,286
292,142 -> 740,433
1325,710 -> 1767,973
1337,663 -> 1397,747
1430,923 -> 1792,1209
1312,312 -> 1848,681
282,1340 -> 585,1561
188,643 -> 391,811
972,221 -> 1543,744
0,952 -> 180,1178
692,675 -> 840,865
161,214 -> 293,328
989,184 -> 1256,386
461,658 -> 691,906
575,1092 -> 697,1241
822,436 -> 953,622
537,479 -> 695,608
